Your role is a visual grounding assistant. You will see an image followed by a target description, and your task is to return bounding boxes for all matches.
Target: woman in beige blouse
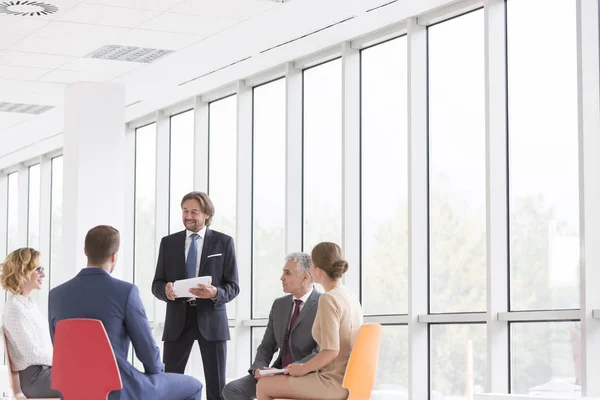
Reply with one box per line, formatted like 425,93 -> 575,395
1,248 -> 60,398
256,242 -> 364,400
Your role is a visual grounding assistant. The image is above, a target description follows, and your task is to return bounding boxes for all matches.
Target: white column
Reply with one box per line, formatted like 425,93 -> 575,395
285,63 -> 303,254
485,0 -> 510,393
407,17 -> 429,400
194,96 -> 209,192
341,42 -> 361,296
122,127 -> 135,285
578,0 -> 600,395
62,82 -> 126,283
235,80 -> 253,375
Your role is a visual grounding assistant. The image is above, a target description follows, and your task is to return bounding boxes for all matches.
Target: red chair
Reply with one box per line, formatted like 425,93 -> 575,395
51,319 -> 122,400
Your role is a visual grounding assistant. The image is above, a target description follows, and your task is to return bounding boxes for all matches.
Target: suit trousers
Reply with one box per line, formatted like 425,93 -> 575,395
19,365 -> 62,399
164,303 -> 227,400
221,374 -> 256,400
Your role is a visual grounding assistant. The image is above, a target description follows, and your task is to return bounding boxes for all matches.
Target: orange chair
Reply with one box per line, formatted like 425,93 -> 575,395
275,323 -> 382,400
1,327 -> 60,400
51,318 -> 122,400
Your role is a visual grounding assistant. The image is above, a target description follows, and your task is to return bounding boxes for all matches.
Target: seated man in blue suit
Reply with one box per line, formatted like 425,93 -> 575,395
48,225 -> 202,400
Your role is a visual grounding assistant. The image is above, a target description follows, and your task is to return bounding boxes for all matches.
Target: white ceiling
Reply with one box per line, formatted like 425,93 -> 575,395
0,0 -> 454,164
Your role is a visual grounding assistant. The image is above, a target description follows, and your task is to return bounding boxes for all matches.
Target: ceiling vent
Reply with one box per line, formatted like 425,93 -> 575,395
86,45 -> 174,64
0,102 -> 54,114
0,1 -> 58,16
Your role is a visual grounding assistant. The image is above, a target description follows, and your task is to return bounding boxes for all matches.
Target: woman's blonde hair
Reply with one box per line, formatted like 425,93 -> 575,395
0,248 -> 40,295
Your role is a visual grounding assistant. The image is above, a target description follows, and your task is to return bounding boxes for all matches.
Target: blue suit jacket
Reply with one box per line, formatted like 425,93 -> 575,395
49,268 -> 166,400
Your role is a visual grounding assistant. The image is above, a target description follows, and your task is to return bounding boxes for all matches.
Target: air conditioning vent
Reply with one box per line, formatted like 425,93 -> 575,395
0,1 -> 58,16
0,102 -> 54,114
86,45 -> 174,64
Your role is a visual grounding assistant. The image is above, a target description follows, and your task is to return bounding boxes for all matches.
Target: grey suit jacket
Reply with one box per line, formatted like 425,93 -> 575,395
249,288 -> 321,373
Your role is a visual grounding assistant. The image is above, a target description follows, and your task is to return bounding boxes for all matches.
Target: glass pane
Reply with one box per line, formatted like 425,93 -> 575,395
303,59 -> 342,252
361,38 -> 408,316
428,10 -> 486,313
135,123 -> 157,319
209,95 -> 237,319
511,322 -> 580,396
27,164 -> 40,249
50,157 -> 63,288
507,0 -> 579,310
7,172 -> 18,253
169,110 -> 195,234
431,324 -> 487,399
371,326 -> 408,400
253,79 -> 286,319
251,326 -> 280,366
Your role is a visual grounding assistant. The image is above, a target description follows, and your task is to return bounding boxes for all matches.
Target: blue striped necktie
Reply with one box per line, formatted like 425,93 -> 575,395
186,233 -> 199,279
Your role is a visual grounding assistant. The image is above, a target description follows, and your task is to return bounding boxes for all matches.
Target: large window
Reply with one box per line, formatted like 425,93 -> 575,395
428,9 -> 486,313
208,95 -> 237,319
27,164 -> 40,249
431,324 -> 487,399
7,172 -> 18,253
507,0 -> 579,311
511,322 -> 580,395
303,59 -> 343,252
49,157 -> 63,289
134,123 -> 157,317
169,110 -> 195,234
252,79 -> 286,319
361,37 -> 408,316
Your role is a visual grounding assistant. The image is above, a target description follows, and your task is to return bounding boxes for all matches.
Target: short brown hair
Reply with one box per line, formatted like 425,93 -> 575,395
85,225 -> 120,265
181,191 -> 215,227
311,242 -> 348,280
0,248 -> 40,295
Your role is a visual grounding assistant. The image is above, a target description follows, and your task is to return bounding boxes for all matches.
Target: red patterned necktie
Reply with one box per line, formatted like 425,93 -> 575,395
281,299 -> 303,368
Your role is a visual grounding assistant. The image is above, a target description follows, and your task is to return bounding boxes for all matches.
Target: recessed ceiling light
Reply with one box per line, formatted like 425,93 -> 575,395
0,1 -> 58,16
0,102 -> 54,114
86,45 -> 174,64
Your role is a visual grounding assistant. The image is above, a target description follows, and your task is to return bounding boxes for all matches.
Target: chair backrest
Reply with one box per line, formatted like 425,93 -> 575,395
342,323 -> 382,400
51,319 -> 122,400
2,327 -> 25,399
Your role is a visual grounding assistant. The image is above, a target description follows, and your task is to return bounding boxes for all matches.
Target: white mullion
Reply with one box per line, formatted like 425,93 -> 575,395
577,0 -> 600,396
365,315 -> 409,325
0,173 -> 7,258
485,0 -> 509,394
38,156 -> 52,316
407,17 -> 429,400
341,42 -> 361,297
17,165 -> 28,247
419,313 -> 487,324
154,111 -> 170,326
497,310 -> 581,322
122,128 -> 136,285
194,96 -> 209,192
593,310 -> 600,319
236,80 -> 253,376
285,62 -> 303,254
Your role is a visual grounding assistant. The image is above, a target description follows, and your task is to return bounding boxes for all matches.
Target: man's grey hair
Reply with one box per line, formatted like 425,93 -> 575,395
284,252 -> 312,276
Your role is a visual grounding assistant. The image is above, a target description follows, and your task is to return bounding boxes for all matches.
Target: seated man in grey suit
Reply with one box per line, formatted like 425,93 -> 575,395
222,252 -> 320,400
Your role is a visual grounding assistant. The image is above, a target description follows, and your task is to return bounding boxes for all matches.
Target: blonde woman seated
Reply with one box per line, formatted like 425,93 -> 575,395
256,242 -> 364,400
1,248 -> 61,398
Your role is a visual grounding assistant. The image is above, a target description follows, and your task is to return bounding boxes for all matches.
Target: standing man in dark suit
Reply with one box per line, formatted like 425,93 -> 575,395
49,225 -> 203,400
152,191 -> 239,400
222,252 -> 320,400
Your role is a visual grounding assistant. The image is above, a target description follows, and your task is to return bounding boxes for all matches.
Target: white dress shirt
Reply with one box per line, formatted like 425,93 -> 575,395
185,226 -> 207,277
288,286 -> 314,329
2,294 -> 53,371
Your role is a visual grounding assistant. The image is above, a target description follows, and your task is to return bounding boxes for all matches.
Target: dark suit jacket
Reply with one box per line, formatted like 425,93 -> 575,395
48,268 -> 166,400
152,228 -> 239,342
250,289 -> 321,373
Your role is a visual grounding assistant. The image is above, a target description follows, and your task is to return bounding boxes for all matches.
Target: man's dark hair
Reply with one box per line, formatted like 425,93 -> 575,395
85,225 -> 120,265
